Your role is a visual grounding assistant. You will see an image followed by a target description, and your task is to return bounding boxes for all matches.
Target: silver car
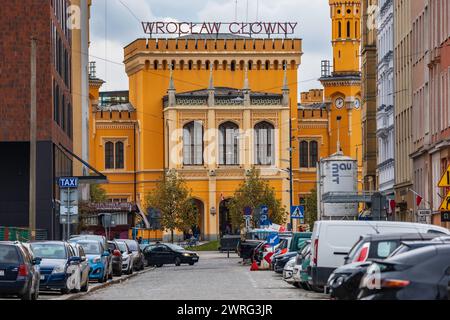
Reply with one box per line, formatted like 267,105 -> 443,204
116,241 -> 133,274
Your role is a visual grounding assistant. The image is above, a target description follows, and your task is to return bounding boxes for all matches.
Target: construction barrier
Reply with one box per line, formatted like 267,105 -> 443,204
129,228 -> 163,243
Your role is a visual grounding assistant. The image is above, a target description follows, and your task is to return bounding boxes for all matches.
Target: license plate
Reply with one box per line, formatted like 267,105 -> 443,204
40,275 -> 45,280
0,270 -> 4,276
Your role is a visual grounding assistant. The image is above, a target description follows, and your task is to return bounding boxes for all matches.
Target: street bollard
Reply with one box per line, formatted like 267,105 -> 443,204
227,249 -> 230,258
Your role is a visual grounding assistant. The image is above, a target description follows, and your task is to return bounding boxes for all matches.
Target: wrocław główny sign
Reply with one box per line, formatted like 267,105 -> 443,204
142,22 -> 298,37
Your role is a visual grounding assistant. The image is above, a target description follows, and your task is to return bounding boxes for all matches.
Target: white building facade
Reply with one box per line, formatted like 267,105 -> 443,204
376,0 -> 395,199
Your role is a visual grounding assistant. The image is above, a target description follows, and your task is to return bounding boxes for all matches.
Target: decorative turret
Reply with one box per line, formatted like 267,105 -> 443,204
168,63 -> 176,107
208,64 -> 215,107
243,66 -> 250,107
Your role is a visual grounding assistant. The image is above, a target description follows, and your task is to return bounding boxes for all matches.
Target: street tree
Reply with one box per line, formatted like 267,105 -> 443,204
304,188 -> 318,230
90,184 -> 107,202
145,170 -> 198,243
228,167 -> 287,230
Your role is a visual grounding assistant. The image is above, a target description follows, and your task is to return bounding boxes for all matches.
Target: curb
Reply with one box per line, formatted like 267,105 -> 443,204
54,266 -> 156,301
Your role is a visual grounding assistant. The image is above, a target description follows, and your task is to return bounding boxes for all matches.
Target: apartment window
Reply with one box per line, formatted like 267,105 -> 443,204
105,141 -> 125,170
300,141 -> 309,168
219,122 -> 239,165
254,121 -> 275,166
183,121 -> 203,165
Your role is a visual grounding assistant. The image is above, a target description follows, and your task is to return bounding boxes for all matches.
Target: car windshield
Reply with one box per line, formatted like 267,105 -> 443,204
30,243 -> 67,259
78,242 -> 102,255
0,245 -> 20,263
388,244 -> 410,257
125,241 -> 138,251
117,242 -> 128,252
166,243 -> 184,251
347,238 -> 364,262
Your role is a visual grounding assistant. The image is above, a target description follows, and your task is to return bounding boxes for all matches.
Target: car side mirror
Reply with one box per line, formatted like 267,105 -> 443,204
69,256 -> 81,264
81,256 -> 87,262
32,257 -> 42,265
128,250 -> 133,255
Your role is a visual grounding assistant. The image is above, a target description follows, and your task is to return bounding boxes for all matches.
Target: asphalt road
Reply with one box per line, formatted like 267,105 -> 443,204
79,252 -> 328,300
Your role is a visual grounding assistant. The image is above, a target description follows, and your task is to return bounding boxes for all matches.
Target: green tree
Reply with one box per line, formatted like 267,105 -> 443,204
304,188 -> 318,230
145,170 -> 198,243
90,184 -> 107,203
228,168 -> 287,230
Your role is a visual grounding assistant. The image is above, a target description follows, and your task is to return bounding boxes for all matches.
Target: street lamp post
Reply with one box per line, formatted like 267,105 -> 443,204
289,117 -> 293,231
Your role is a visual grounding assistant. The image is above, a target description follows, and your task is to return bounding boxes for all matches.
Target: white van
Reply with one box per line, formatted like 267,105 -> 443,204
309,221 -> 450,289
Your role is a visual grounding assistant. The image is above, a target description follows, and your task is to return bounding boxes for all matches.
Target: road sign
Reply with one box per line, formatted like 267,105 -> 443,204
439,191 -> 450,211
290,206 -> 304,219
60,206 -> 79,216
267,233 -> 280,247
60,189 -> 78,205
59,214 -> 78,224
418,209 -> 432,216
260,205 -> 270,226
58,177 -> 79,188
442,211 -> 450,223
438,166 -> 450,187
244,206 -> 252,216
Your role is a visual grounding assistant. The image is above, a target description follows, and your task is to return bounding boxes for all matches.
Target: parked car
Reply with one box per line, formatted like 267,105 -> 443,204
273,252 -> 298,273
0,241 -> 41,300
70,235 -> 113,279
69,242 -> 90,292
327,233 -> 440,300
143,243 -> 199,267
388,238 -> 450,258
74,240 -> 110,283
358,244 -> 450,300
292,241 -> 312,290
237,239 -> 263,261
107,240 -> 123,277
116,239 -> 145,271
309,221 -> 450,292
116,241 -> 134,274
282,257 -> 297,286
272,234 -> 311,272
29,241 -> 82,294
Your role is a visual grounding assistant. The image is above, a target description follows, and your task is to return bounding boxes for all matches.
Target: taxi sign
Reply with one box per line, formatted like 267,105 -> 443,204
438,165 -> 450,187
439,191 -> 450,211
58,177 -> 78,188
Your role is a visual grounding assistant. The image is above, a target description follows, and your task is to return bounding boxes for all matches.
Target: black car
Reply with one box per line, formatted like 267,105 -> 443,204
0,241 -> 41,300
328,233 -> 443,300
143,243 -> 199,267
358,244 -> 450,300
107,240 -> 123,277
237,240 -> 263,261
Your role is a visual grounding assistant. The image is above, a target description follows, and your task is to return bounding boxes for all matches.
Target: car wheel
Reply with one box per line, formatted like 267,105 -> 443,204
188,262 -> 195,266
81,278 -> 89,292
21,283 -> 33,300
140,261 -> 145,271
174,257 -> 181,266
156,264 -> 163,268
60,287 -> 70,295
311,285 -> 324,293
293,282 -> 301,288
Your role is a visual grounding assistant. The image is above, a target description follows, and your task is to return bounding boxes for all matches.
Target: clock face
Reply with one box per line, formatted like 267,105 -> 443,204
335,98 -> 345,109
354,99 -> 361,109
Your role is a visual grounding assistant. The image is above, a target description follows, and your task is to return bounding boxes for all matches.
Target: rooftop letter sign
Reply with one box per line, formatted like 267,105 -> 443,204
141,22 -> 298,37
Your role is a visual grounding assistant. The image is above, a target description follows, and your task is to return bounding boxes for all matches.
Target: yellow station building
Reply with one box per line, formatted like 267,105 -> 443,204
88,0 -> 362,240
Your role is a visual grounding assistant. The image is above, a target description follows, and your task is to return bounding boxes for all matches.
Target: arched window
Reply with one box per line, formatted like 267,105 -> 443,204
299,141 -> 309,168
347,21 -> 351,38
105,142 -> 114,169
115,141 -> 124,169
254,122 -> 275,165
338,22 -> 342,38
231,60 -> 236,71
183,121 -> 203,165
219,122 -> 239,165
309,141 -> 318,168
248,61 -> 253,70
265,60 -> 270,70
188,60 -> 193,70
153,60 -> 158,70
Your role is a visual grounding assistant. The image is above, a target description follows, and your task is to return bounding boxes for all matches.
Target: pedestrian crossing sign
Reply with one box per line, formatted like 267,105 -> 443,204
291,206 -> 304,219
439,191 -> 450,212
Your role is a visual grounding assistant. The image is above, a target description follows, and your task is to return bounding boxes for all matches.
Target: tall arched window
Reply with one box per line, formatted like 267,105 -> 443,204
105,142 -> 114,169
309,141 -> 318,168
300,141 -> 309,168
254,122 -> 275,165
219,122 -> 239,165
347,21 -> 351,37
115,141 -> 124,169
338,21 -> 342,38
183,121 -> 203,165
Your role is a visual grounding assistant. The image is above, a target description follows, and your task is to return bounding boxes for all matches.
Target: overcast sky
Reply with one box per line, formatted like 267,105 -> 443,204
90,0 -> 332,95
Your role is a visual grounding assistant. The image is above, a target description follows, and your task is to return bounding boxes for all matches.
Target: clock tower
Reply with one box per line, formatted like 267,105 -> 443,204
320,0 -> 362,163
